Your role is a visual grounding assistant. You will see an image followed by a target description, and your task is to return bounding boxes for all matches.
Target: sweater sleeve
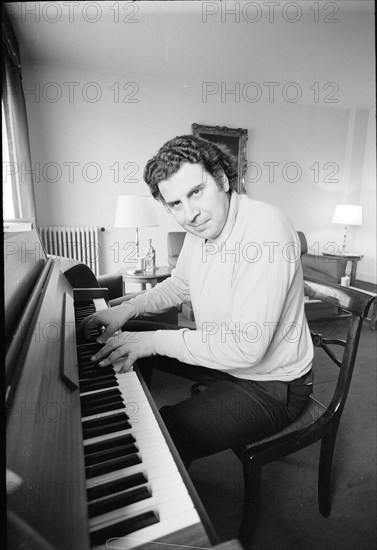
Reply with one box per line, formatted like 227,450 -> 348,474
151,209 -> 305,376
126,237 -> 192,317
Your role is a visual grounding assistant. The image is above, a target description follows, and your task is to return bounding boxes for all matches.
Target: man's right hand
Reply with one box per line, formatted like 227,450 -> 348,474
77,303 -> 137,343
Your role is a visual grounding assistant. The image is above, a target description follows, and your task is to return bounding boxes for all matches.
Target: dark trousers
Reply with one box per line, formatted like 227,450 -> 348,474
125,320 -> 313,465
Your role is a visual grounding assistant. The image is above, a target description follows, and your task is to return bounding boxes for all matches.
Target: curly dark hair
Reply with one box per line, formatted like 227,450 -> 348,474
143,134 -> 238,202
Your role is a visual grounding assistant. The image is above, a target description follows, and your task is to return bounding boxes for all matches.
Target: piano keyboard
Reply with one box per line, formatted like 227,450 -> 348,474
74,298 -> 207,549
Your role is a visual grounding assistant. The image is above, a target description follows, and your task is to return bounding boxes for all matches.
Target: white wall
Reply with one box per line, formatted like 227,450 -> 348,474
353,108 -> 377,281
13,1 -> 376,283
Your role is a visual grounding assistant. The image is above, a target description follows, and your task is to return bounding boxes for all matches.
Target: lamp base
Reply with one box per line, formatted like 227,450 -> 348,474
339,225 -> 348,255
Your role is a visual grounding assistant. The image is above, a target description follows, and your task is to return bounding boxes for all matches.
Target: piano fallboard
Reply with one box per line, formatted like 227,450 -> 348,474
7,258 -> 91,550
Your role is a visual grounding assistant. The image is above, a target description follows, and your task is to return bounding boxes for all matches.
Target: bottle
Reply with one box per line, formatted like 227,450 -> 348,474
145,238 -> 156,274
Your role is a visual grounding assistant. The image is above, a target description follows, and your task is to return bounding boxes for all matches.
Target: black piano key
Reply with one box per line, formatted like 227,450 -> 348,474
77,342 -> 103,352
85,453 -> 141,478
75,313 -> 94,320
80,390 -> 120,406
78,354 -> 105,365
78,356 -> 110,365
84,433 -> 135,455
81,387 -> 119,399
78,350 -> 103,361
84,443 -> 138,466
78,349 -> 107,357
90,511 -> 160,547
79,370 -> 115,381
81,388 -> 122,407
76,327 -> 102,342
83,412 -> 128,429
78,354 -> 104,362
79,384 -> 120,396
81,398 -> 125,417
76,331 -> 101,345
82,413 -> 131,439
75,305 -> 95,314
79,370 -> 109,379
79,370 -> 103,378
81,388 -> 121,406
86,472 -> 147,501
83,420 -> 130,439
76,317 -> 95,324
79,367 -> 115,380
78,356 -> 99,365
80,378 -> 117,393
88,486 -> 152,518
79,371 -> 116,383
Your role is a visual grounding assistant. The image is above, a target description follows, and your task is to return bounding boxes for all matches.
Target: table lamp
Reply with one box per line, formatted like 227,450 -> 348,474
331,204 -> 362,254
114,195 -> 159,272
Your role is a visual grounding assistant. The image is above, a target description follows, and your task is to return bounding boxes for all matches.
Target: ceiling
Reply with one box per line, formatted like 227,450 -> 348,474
5,1 -> 375,108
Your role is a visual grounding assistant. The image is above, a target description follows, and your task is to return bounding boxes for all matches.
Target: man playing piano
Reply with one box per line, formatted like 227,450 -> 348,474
80,135 -> 313,467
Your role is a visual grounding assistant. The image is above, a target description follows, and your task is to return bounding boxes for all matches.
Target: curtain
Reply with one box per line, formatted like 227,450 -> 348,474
2,9 -> 36,222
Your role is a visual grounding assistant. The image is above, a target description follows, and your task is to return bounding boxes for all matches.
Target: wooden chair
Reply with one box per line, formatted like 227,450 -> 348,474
234,278 -> 376,548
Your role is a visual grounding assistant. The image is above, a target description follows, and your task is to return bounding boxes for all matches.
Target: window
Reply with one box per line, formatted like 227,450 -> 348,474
2,99 -> 17,220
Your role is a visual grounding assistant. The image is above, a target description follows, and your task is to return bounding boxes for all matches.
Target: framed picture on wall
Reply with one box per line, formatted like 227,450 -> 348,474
192,123 -> 248,193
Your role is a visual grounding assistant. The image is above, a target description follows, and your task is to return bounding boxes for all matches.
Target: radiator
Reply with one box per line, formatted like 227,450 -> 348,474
38,226 -> 101,275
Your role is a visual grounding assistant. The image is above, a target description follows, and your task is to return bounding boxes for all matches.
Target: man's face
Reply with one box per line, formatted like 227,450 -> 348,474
158,162 -> 231,240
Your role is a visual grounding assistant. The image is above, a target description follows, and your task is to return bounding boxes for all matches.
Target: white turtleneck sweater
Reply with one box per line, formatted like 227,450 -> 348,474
128,193 -> 313,382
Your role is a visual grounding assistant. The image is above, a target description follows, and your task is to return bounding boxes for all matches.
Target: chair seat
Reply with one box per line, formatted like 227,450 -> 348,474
243,396 -> 327,451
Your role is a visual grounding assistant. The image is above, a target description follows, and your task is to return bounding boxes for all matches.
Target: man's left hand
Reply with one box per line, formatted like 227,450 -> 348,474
91,331 -> 154,373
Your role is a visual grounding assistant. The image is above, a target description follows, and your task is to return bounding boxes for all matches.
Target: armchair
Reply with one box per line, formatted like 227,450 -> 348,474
168,231 -> 348,285
297,231 -> 348,284
167,231 -> 186,268
167,231 -> 350,323
167,232 -> 195,321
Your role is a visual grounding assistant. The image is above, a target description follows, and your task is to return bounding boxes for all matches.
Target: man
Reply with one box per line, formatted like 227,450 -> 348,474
80,135 -> 313,465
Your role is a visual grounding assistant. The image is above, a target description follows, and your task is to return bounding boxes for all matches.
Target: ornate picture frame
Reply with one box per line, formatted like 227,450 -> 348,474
192,123 -> 248,193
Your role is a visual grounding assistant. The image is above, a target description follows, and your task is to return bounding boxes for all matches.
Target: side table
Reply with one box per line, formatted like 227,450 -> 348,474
322,252 -> 363,286
118,265 -> 173,292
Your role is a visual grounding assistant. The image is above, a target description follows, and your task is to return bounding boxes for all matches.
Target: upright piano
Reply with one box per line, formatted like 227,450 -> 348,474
5,229 -> 218,550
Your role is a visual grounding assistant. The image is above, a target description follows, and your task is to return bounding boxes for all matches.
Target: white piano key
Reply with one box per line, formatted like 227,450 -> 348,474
90,469 -> 185,498
79,374 -> 147,400
89,475 -> 189,530
97,507 -> 202,550
85,427 -> 179,485
82,406 -> 159,427
88,473 -> 189,532
84,432 -> 163,452
89,492 -> 195,531
86,453 -> 180,490
92,298 -> 108,311
84,427 -> 162,447
76,307 -> 207,548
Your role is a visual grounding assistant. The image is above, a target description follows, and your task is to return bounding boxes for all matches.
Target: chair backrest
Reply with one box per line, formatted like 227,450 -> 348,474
297,230 -> 308,256
167,232 -> 186,267
304,277 -> 376,418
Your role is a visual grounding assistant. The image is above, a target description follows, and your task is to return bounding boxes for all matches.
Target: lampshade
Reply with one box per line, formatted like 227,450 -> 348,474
331,205 -> 362,226
114,195 -> 159,228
